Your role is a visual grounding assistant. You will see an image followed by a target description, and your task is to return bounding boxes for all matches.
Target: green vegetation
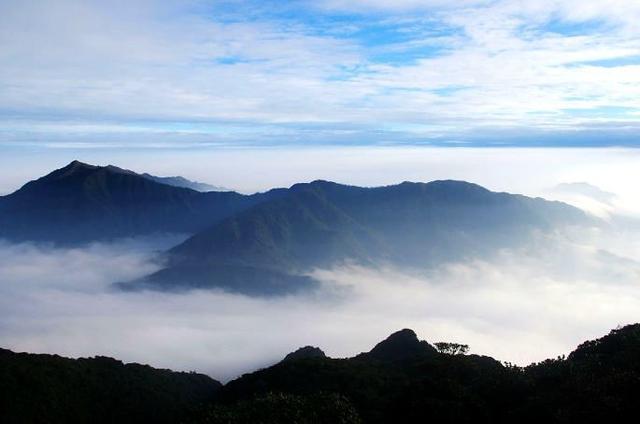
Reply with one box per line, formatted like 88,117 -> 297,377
434,342 -> 470,355
192,392 -> 362,424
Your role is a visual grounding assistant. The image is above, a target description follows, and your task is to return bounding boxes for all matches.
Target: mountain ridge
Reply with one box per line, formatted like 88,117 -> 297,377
0,347 -> 221,424
214,323 -> 640,423
0,161 -> 281,244
140,173 -> 228,192
0,162 -> 594,296
3,324 -> 640,423
132,177 -> 590,295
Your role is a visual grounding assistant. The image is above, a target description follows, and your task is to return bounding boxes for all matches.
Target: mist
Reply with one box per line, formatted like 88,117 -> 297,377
1,212 -> 639,382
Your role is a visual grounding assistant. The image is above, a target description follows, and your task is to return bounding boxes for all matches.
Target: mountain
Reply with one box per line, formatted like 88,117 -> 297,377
198,324 -> 640,424
216,332 -> 501,423
357,328 -> 437,362
0,348 -> 221,424
141,173 -> 228,192
131,179 -> 590,295
553,182 -> 616,204
0,161 -> 280,244
4,324 -> 640,423
283,346 -> 326,362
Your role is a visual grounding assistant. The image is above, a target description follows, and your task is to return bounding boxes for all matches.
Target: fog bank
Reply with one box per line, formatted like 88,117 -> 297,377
1,224 -> 639,382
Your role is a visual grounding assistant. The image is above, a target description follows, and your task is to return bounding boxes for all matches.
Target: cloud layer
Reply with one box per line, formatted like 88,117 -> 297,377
1,213 -> 639,382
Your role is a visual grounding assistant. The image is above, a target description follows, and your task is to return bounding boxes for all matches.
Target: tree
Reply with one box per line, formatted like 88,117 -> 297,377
434,342 -> 469,355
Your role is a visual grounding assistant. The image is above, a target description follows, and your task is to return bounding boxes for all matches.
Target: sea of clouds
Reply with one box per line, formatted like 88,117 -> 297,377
1,147 -> 640,382
1,207 -> 639,382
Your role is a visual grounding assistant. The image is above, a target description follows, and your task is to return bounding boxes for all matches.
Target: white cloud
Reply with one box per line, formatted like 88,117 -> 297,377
1,223 -> 640,382
1,0 -> 639,143
315,0 -> 490,12
317,0 -> 640,26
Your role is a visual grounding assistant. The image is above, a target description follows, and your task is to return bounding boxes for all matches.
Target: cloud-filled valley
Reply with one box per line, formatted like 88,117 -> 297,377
1,219 -> 639,382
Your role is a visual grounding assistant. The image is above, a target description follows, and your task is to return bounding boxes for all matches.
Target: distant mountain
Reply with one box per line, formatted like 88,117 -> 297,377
131,179 -> 590,295
0,348 -> 220,424
0,163 -> 593,294
553,182 -> 616,205
141,173 -> 228,192
201,324 -> 640,424
0,161 -> 280,244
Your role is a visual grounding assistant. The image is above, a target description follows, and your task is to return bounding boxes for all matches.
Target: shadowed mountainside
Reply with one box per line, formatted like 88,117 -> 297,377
132,179 -> 590,295
0,161 -> 282,244
0,162 -> 592,295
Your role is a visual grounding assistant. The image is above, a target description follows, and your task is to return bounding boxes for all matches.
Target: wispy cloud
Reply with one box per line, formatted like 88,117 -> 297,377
0,0 -> 639,147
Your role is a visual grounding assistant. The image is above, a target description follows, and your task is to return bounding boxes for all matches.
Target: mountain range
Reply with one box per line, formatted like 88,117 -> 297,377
140,173 -> 228,192
3,323 -> 640,423
130,179 -> 589,294
0,161 -> 591,294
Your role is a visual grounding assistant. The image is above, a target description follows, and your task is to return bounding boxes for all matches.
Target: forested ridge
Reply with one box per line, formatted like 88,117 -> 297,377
3,324 -> 640,423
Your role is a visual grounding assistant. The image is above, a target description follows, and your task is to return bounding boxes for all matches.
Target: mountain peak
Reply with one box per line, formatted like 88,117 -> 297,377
289,180 -> 341,191
364,329 -> 437,361
44,160 -> 99,180
376,328 -> 419,347
64,160 -> 96,171
283,346 -> 326,362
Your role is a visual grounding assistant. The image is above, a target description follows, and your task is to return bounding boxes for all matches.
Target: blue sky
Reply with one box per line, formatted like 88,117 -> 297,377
1,0 -> 639,148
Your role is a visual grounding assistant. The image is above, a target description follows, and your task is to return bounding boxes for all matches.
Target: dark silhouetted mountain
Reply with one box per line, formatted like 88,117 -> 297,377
141,173 -> 228,192
134,179 -> 590,294
522,323 -> 640,423
199,324 -> 640,424
4,325 -> 640,423
190,392 -> 362,424
0,161 -> 280,244
216,328 -> 517,423
283,346 -> 327,362
358,329 -> 437,362
0,348 -> 221,424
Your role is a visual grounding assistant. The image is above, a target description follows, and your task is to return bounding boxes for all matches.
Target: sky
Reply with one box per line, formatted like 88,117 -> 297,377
1,0 -> 640,149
